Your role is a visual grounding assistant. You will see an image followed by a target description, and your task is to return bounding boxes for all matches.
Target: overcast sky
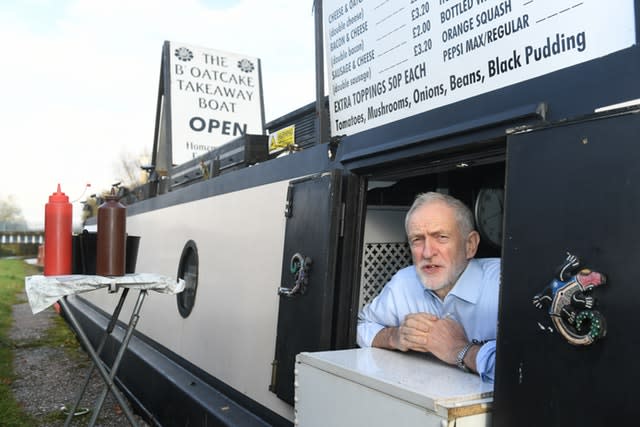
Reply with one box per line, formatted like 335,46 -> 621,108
0,0 -> 318,228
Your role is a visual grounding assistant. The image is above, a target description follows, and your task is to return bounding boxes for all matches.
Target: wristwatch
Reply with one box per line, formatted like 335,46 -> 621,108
456,339 -> 483,372
456,342 -> 474,372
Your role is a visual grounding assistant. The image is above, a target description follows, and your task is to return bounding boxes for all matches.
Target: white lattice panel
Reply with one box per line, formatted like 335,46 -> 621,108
359,242 -> 412,309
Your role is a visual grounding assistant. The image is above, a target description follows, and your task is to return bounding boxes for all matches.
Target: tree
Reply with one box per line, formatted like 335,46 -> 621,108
0,195 -> 27,231
81,149 -> 151,226
115,148 -> 151,189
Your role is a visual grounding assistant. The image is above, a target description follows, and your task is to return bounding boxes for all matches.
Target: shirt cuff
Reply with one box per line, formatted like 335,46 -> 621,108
356,322 -> 386,348
475,340 -> 496,383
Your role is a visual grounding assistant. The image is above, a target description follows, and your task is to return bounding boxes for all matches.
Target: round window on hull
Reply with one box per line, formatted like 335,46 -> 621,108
177,240 -> 199,318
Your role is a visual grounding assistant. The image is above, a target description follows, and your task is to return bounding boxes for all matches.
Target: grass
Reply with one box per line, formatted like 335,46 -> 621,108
0,258 -> 38,426
0,259 -> 83,426
0,259 -> 130,426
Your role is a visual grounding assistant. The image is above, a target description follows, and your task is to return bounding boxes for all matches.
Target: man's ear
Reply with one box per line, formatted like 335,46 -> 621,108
466,230 -> 480,259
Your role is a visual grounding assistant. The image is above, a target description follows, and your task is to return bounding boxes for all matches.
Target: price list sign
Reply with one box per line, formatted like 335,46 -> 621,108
323,0 -> 636,136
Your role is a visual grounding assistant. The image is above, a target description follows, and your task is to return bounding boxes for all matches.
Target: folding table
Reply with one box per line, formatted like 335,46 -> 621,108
25,274 -> 185,426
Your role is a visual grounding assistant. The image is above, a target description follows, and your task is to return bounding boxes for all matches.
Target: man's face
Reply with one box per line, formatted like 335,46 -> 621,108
407,201 -> 475,299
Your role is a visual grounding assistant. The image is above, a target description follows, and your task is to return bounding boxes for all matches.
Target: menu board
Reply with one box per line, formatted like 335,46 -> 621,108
323,0 -> 636,136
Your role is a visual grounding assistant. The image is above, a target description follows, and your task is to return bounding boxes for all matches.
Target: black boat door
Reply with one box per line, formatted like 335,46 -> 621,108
494,108 -> 640,426
271,170 -> 345,404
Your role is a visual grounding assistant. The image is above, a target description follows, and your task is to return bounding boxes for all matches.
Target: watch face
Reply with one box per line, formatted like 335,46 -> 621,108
474,188 -> 504,247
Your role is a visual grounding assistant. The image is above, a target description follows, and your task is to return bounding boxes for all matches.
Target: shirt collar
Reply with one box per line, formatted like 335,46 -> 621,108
448,258 -> 482,304
419,259 -> 482,304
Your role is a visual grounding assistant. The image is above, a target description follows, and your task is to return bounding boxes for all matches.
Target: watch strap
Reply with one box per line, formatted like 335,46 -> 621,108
456,339 -> 484,372
456,342 -> 474,372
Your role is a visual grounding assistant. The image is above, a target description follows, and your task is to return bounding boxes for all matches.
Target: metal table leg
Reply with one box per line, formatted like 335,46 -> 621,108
88,290 -> 146,426
64,288 -> 130,427
59,294 -> 141,426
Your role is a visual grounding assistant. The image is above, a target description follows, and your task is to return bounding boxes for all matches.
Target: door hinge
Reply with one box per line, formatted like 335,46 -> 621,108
269,359 -> 278,392
284,185 -> 294,218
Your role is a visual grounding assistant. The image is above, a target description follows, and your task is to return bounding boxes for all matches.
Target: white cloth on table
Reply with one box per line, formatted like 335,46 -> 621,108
25,274 -> 185,314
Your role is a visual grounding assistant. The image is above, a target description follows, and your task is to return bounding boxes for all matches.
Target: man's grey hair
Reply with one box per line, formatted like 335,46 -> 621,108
404,192 -> 475,237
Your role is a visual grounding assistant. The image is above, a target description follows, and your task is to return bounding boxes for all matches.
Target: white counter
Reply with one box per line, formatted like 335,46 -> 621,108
295,348 -> 493,427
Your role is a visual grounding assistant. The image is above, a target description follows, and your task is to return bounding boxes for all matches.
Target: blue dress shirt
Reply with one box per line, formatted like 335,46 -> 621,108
357,258 -> 501,382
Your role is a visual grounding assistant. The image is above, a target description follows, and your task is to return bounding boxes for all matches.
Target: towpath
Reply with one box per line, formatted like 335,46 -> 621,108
10,291 -> 150,426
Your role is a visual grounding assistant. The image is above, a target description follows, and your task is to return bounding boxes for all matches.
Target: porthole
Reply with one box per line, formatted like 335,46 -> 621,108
177,240 -> 199,318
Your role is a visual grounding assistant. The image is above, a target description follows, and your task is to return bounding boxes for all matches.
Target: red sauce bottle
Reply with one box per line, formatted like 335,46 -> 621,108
44,184 -> 72,276
96,189 -> 126,276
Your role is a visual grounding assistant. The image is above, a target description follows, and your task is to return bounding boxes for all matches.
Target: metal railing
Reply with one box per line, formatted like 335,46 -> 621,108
0,231 -> 44,245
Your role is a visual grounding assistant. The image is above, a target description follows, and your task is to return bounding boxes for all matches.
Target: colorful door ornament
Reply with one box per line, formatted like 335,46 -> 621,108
533,253 -> 607,345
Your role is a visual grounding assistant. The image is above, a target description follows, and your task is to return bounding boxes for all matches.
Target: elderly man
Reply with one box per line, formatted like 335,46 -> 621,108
357,192 -> 500,382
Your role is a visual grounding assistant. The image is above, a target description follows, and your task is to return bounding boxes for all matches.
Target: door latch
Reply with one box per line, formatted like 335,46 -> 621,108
278,253 -> 312,297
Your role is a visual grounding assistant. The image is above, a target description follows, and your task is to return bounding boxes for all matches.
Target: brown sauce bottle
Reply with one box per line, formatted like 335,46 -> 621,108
96,189 -> 126,276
